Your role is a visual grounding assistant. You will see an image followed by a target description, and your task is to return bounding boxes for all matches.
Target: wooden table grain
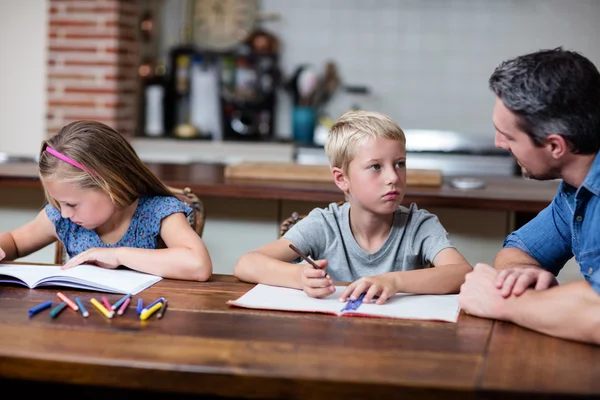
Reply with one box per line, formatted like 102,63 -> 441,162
1,272 -> 598,399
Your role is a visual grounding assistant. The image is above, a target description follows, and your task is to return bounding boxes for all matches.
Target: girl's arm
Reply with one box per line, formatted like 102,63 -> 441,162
0,210 -> 57,260
115,212 -> 212,281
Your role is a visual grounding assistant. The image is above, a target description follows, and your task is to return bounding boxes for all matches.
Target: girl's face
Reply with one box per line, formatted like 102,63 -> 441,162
43,180 -> 116,230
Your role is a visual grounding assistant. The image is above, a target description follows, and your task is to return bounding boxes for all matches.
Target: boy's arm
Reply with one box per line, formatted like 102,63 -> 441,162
0,210 -> 57,260
233,238 -> 306,289
341,248 -> 472,304
393,247 -> 472,294
459,264 -> 600,345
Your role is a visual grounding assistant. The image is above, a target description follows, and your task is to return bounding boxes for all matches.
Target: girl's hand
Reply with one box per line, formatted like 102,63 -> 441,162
300,259 -> 334,298
61,247 -> 121,270
340,273 -> 399,305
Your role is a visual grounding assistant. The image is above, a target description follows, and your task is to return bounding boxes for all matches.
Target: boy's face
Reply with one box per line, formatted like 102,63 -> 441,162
338,137 -> 407,214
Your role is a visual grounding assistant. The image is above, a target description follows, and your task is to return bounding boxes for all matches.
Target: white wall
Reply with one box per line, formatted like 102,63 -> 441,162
259,0 -> 600,140
0,1 -> 47,156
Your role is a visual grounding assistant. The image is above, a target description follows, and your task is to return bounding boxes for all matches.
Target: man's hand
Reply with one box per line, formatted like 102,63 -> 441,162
495,267 -> 558,297
458,263 -> 508,320
340,273 -> 398,305
300,260 -> 334,298
0,247 -> 5,261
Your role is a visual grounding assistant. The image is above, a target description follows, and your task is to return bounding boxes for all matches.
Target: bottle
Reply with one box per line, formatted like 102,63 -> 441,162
142,64 -> 166,137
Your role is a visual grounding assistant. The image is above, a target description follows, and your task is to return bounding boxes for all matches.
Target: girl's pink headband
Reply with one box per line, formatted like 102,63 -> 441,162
45,146 -> 92,174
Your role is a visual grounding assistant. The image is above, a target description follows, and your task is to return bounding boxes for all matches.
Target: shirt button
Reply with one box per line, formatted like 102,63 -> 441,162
576,215 -> 583,222
588,267 -> 594,275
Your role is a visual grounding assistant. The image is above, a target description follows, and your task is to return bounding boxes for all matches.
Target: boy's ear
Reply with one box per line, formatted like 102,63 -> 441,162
332,167 -> 349,192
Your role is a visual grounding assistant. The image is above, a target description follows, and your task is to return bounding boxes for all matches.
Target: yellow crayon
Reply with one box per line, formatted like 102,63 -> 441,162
90,297 -> 114,319
140,301 -> 163,321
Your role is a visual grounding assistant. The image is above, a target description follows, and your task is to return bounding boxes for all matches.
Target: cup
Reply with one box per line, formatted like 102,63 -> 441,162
292,106 -> 316,144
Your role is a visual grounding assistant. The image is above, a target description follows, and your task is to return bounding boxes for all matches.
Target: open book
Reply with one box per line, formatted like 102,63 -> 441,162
0,263 -> 162,295
227,284 -> 461,323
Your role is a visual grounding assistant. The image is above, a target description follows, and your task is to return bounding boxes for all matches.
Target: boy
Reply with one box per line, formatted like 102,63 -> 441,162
234,110 -> 472,304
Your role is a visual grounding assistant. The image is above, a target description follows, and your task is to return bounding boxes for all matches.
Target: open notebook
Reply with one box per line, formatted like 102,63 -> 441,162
227,284 -> 461,323
0,263 -> 162,295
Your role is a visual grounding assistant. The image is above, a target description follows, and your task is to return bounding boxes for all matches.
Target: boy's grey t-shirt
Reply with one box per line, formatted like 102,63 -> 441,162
283,202 -> 455,282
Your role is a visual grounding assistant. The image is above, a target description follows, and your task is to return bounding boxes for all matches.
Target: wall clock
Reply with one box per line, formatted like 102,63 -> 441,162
193,0 -> 260,51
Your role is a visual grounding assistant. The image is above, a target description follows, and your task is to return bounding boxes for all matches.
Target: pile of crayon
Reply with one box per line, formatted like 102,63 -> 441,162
28,292 -> 168,321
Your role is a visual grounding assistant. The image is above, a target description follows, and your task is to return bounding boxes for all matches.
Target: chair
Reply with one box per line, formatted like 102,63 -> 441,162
279,201 -> 344,238
54,186 -> 205,264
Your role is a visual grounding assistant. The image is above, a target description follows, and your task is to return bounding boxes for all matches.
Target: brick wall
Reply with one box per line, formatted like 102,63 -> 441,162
47,0 -> 141,138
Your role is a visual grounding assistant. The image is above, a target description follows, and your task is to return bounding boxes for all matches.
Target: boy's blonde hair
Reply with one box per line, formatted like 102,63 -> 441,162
38,120 -> 172,210
325,110 -> 406,172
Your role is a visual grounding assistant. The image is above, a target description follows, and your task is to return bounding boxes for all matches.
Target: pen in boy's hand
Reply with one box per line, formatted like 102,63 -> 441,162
289,243 -> 331,280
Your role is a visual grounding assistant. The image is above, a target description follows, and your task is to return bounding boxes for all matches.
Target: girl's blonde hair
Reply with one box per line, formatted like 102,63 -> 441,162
325,110 -> 406,172
38,120 -> 172,209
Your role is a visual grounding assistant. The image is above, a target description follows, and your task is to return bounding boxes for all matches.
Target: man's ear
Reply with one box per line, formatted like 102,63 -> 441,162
332,167 -> 349,192
545,134 -> 569,159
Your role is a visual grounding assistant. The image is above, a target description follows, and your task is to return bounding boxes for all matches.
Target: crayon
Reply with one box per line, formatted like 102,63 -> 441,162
28,300 -> 52,317
75,297 -> 89,317
49,301 -> 68,319
57,292 -> 79,311
90,297 -> 114,319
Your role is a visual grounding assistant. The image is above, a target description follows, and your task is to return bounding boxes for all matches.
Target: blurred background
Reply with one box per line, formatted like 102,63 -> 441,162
1,0 -> 599,162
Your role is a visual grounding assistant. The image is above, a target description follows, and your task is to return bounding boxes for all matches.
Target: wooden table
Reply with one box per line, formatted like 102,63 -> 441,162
0,273 -> 598,399
0,161 -> 558,213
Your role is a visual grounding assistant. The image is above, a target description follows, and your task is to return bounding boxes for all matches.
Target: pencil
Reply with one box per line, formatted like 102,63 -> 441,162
101,296 -> 112,311
289,244 -> 331,279
90,297 -> 114,319
57,292 -> 79,311
49,301 -> 68,319
29,300 -> 52,318
156,299 -> 168,319
136,298 -> 143,315
75,297 -> 89,318
117,296 -> 131,316
140,301 -> 163,321
111,293 -> 132,311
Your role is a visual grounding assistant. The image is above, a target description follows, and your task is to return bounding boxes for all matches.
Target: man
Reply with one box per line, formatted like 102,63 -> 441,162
458,47 -> 600,345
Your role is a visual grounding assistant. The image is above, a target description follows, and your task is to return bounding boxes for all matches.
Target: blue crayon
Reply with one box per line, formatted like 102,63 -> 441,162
142,297 -> 165,313
29,300 -> 52,317
111,293 -> 132,311
75,297 -> 89,318
136,298 -> 144,315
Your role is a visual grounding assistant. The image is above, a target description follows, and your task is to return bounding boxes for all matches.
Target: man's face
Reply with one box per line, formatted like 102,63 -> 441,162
492,97 -> 559,180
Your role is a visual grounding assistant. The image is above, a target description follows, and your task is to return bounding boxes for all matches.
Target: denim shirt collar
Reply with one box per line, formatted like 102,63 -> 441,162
561,152 -> 600,197
583,152 -> 600,196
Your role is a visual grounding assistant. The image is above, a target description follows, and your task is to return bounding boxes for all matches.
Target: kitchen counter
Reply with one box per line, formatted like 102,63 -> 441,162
0,161 -> 558,213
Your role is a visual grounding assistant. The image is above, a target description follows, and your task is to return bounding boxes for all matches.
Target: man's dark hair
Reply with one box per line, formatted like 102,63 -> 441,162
489,47 -> 600,154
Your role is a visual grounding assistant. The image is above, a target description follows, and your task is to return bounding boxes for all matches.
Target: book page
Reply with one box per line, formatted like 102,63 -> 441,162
228,284 -> 460,322
344,293 -> 460,322
0,263 -> 162,295
228,284 -> 347,315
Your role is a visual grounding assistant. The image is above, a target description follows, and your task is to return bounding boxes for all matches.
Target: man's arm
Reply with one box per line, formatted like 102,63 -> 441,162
493,247 -> 544,270
459,264 -> 600,345
501,280 -> 600,345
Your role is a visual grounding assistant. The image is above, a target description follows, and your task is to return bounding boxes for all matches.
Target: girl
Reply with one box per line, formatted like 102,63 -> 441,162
0,120 -> 212,281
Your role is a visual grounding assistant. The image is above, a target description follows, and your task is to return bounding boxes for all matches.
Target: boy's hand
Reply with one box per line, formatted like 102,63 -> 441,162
340,273 -> 398,305
300,259 -> 334,298
61,247 -> 121,270
494,267 -> 558,297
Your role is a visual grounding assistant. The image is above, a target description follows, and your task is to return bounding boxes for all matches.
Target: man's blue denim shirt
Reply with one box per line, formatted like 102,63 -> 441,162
504,152 -> 600,294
